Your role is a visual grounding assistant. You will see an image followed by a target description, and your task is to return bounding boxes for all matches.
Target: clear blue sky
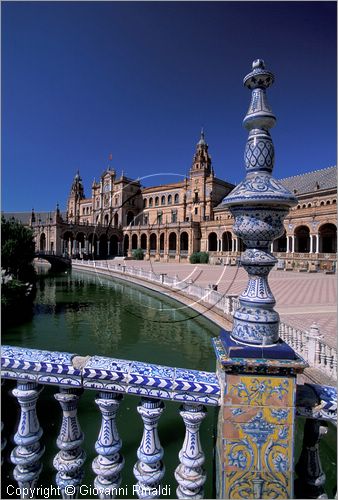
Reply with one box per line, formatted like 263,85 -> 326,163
2,1 -> 337,211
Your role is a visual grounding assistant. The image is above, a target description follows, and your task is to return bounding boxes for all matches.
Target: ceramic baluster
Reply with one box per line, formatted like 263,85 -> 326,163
175,404 -> 207,499
92,391 -> 124,499
295,418 -> 328,498
53,388 -> 86,498
133,398 -> 165,498
10,381 -> 45,498
1,380 -> 7,465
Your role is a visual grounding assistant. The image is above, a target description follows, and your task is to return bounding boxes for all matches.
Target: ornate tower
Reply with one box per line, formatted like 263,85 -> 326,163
190,129 -> 212,175
189,130 -> 213,221
67,171 -> 85,224
222,59 -> 297,346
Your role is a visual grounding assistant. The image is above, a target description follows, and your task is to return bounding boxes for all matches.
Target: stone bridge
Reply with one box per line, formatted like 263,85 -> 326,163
35,251 -> 71,270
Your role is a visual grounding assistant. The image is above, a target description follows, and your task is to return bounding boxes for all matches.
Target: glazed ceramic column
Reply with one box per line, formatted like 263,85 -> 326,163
222,59 -> 298,346
53,388 -> 86,498
214,60 -> 307,499
92,392 -> 124,499
174,404 -> 207,499
133,398 -> 165,498
10,381 -> 45,498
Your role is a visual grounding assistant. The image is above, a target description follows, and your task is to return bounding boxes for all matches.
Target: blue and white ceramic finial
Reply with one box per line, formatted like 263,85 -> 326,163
222,60 -> 297,346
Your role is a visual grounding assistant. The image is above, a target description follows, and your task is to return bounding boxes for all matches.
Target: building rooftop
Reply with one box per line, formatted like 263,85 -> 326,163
279,165 -> 337,195
2,211 -> 66,226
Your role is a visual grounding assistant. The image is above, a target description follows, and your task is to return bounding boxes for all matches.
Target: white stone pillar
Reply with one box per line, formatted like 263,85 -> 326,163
97,241 -> 100,256
286,236 -> 290,254
315,234 -> 320,254
309,235 -> 313,253
107,241 -> 111,256
291,235 -> 295,253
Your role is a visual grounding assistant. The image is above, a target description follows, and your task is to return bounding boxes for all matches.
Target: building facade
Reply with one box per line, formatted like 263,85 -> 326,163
22,132 -> 337,270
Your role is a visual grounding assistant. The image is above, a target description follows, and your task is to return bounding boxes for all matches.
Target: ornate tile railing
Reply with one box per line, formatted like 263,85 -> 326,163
1,344 -> 337,499
1,345 -> 220,499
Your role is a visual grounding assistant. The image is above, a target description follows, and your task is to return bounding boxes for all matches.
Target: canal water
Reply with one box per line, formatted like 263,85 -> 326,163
2,266 -> 336,498
2,266 -> 221,499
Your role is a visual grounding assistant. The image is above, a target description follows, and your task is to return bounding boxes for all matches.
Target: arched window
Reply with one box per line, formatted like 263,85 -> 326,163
222,232 -> 232,252
208,232 -> 218,252
132,234 -> 138,250
155,197 -> 159,206
149,198 -> 153,207
127,211 -> 134,226
140,234 -> 147,250
180,232 -> 188,253
319,223 -> 337,253
174,193 -> 179,204
168,195 -> 172,205
150,234 -> 157,254
294,226 -> 310,253
143,199 -> 147,208
160,233 -> 165,253
161,195 -> 165,205
168,232 -> 177,254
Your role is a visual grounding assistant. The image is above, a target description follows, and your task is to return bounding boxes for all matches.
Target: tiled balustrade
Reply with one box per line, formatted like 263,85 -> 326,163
1,345 -> 220,499
1,345 -> 336,499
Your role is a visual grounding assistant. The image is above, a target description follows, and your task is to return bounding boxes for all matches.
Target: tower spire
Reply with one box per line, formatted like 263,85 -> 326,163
198,127 -> 205,146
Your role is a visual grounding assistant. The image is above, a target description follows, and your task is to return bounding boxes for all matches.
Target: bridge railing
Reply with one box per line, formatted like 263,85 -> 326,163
1,345 -> 336,499
74,259 -> 337,382
1,345 -> 219,499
